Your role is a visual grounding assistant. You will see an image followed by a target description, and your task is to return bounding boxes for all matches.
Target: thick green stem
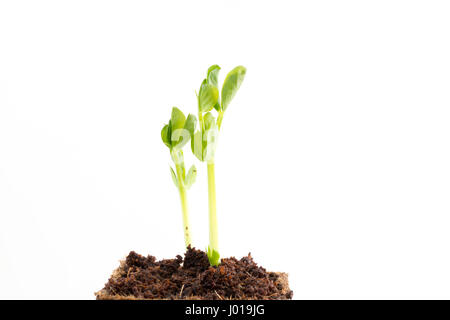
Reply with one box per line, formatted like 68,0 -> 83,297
175,163 -> 191,247
207,162 -> 218,255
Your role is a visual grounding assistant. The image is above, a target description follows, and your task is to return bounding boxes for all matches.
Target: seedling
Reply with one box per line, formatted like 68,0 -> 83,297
191,65 -> 247,265
99,65 -> 292,300
161,107 -> 197,247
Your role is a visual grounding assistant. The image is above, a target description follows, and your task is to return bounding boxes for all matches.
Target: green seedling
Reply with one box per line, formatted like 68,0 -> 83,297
191,65 -> 247,265
161,107 -> 197,248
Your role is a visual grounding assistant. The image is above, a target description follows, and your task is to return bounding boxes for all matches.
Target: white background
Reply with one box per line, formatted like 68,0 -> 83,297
1,1 -> 449,299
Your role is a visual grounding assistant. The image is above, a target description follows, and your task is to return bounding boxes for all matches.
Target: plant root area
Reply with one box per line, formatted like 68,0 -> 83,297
96,247 -> 293,300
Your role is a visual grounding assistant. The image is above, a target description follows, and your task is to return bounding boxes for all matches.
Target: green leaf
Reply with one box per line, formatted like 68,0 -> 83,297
207,246 -> 220,266
184,114 -> 197,137
170,107 -> 187,147
207,65 -> 221,88
196,112 -> 219,162
203,112 -> 216,131
184,165 -> 197,189
171,107 -> 186,131
170,166 -> 178,188
172,131 -> 190,149
191,130 -> 204,161
221,66 -> 246,111
161,124 -> 171,148
198,80 -> 219,113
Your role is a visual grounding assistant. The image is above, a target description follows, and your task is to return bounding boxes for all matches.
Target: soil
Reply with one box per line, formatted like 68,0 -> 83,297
96,247 -> 293,300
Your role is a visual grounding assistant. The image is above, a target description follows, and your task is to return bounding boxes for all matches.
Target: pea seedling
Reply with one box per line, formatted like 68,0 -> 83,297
161,107 -> 197,247
191,65 -> 247,265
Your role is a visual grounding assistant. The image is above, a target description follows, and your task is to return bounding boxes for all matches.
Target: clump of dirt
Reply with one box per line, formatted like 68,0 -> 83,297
97,247 -> 292,300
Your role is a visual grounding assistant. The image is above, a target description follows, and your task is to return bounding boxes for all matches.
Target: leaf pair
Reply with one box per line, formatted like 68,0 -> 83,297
197,65 -> 224,113
161,107 -> 197,150
198,80 -> 219,113
193,65 -> 246,163
191,112 -> 219,162
170,164 -> 196,189
198,65 -> 247,113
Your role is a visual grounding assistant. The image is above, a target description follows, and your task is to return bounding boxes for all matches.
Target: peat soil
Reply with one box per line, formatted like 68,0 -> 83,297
98,247 -> 293,300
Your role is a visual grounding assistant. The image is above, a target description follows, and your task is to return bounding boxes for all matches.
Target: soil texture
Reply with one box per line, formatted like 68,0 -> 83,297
96,247 -> 292,300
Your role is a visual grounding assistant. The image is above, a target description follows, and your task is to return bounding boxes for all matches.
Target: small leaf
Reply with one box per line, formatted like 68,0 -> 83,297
170,148 -> 185,165
171,107 -> 186,131
203,112 -> 216,131
207,246 -> 220,266
170,167 -> 178,188
171,128 -> 191,150
191,130 -> 204,161
195,112 -> 219,161
171,107 -> 187,147
221,66 -> 246,111
207,65 -> 221,88
184,114 -> 197,137
184,165 -> 197,189
198,80 -> 219,113
161,124 -> 171,148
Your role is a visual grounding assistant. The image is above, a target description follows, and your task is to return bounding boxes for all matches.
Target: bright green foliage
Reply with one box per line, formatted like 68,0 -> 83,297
160,65 -> 246,264
191,65 -> 246,266
191,131 -> 204,161
203,112 -> 215,130
171,107 -> 186,131
207,64 -> 221,112
161,107 -> 197,247
207,65 -> 221,88
221,66 -> 247,111
198,80 -> 219,113
162,107 -> 196,151
184,114 -> 197,138
161,124 -> 171,149
191,65 -> 246,162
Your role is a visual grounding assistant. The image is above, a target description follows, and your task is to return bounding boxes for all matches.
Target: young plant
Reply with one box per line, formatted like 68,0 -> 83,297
191,65 -> 247,265
161,107 -> 197,248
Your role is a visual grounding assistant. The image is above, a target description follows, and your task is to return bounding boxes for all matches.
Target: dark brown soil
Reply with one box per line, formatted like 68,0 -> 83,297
96,247 -> 292,300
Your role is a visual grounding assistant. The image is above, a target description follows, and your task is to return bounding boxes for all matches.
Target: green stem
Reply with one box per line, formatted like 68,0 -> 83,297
198,111 -> 204,131
207,162 -> 218,255
217,111 -> 224,130
175,162 -> 191,247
